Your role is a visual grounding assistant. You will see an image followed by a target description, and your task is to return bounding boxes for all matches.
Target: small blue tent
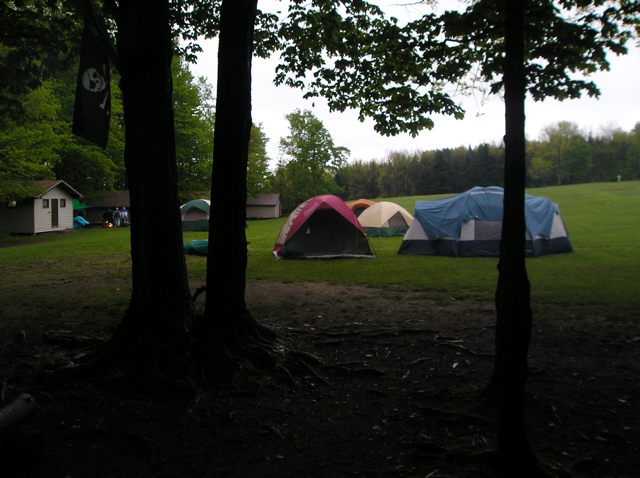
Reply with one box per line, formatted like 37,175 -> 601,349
398,186 -> 572,257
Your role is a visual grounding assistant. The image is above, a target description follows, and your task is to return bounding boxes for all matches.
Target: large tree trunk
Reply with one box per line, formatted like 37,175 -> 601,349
201,0 -> 272,360
490,0 -> 541,475
95,0 -> 197,372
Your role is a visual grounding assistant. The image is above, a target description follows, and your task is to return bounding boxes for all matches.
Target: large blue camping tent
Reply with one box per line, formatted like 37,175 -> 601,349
398,186 -> 572,257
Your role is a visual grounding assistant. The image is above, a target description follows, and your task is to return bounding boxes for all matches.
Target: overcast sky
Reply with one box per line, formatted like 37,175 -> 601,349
189,5 -> 640,164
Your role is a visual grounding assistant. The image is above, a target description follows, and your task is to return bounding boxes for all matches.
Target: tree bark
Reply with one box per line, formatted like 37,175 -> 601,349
490,0 -> 541,475
202,0 -> 269,351
97,0 -> 197,370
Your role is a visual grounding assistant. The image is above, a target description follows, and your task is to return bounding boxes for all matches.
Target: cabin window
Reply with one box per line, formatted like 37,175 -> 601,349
60,199 -> 66,208
42,199 -> 49,208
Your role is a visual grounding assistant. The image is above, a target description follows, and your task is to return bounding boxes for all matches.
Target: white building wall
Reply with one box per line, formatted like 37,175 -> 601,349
34,188 -> 75,233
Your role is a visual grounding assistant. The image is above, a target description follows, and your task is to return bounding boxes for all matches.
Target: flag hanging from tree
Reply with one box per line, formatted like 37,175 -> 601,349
72,21 -> 111,149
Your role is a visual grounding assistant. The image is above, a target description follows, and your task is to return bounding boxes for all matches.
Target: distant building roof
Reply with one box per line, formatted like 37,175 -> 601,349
246,193 -> 280,206
89,190 -> 130,207
15,180 -> 84,199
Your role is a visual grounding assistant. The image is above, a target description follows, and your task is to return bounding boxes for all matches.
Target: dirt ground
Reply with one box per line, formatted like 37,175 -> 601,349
1,276 -> 638,477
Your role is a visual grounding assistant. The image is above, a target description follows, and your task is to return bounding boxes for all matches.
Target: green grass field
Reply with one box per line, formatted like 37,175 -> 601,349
2,181 -> 638,322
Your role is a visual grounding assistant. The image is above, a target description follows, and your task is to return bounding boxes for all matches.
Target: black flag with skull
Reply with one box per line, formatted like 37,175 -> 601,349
72,20 -> 111,149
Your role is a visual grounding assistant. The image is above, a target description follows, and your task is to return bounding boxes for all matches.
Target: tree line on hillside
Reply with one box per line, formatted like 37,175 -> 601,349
335,120 -> 640,200
266,110 -> 640,212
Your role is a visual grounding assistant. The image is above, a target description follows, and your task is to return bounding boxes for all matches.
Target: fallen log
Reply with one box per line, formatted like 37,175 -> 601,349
0,394 -> 36,446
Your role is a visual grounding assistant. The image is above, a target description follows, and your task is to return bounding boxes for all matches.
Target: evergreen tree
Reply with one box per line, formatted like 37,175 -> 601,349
425,151 -> 455,195
626,123 -> 640,180
590,125 -> 640,182
462,144 -> 504,190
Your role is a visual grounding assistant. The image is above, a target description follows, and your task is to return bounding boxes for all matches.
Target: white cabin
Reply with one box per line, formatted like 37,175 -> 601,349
0,180 -> 83,234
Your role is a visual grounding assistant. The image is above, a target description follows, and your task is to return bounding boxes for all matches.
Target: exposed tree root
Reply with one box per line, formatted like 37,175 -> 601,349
30,300 -> 348,403
38,304 -> 204,397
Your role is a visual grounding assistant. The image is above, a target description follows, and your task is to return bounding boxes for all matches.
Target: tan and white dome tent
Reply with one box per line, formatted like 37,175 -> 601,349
357,201 -> 414,238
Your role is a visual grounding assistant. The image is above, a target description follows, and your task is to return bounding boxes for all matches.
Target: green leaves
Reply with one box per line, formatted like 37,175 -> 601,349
530,121 -> 592,185
271,0 -> 638,138
0,0 -> 81,117
443,0 -> 638,103
275,2 -> 468,137
0,83 -> 70,185
275,108 -> 348,210
172,57 -> 216,202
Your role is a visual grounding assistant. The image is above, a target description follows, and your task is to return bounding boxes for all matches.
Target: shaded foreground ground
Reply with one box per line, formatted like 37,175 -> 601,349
1,278 -> 638,477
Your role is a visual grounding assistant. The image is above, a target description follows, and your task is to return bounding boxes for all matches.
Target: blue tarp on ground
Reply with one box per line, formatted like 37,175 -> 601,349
184,239 -> 209,255
73,216 -> 90,228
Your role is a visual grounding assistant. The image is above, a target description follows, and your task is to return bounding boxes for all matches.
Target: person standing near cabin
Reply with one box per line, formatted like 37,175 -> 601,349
102,208 -> 114,226
113,207 -> 121,227
120,207 -> 128,226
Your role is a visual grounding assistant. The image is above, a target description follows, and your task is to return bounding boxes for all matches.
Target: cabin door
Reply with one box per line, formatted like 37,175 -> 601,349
51,199 -> 59,228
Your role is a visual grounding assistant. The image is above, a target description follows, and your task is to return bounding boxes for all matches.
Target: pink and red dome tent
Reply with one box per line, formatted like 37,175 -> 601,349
273,195 -> 374,260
